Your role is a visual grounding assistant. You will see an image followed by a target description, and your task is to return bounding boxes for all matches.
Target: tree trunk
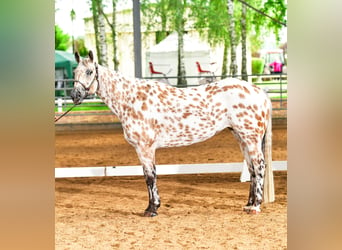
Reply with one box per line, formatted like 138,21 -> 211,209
176,1 -> 187,86
96,0 -> 108,67
99,0 -> 119,70
227,0 -> 238,77
111,0 -> 119,70
241,3 -> 248,81
177,29 -> 187,86
91,0 -> 101,61
221,39 -> 229,79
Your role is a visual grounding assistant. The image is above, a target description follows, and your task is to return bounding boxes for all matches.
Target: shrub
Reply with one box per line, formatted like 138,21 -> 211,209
252,58 -> 264,74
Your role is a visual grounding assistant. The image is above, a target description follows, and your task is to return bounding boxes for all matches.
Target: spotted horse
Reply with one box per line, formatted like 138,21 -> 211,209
71,51 -> 273,217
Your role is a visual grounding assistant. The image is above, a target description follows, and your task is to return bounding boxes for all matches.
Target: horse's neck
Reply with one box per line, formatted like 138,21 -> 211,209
97,65 -> 136,118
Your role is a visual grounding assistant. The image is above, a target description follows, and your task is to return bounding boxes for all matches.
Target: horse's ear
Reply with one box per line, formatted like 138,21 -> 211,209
88,51 -> 94,62
75,52 -> 80,63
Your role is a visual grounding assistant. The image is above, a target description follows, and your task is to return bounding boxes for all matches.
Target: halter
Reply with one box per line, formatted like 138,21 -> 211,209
76,62 -> 100,94
55,62 -> 99,123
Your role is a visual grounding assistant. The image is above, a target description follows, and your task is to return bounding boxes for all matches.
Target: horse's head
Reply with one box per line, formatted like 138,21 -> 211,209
71,50 -> 99,105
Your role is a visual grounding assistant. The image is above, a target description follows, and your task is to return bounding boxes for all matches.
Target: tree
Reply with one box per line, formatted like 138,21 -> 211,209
192,0 -> 286,79
89,0 -> 109,66
55,25 -> 70,51
142,0 -> 188,86
191,0 -> 231,78
173,0 -> 187,86
95,0 -> 109,67
142,0 -> 287,84
90,0 -> 101,59
227,0 -> 238,77
240,2 -> 247,81
99,0 -> 119,70
155,0 -> 169,43
238,0 -> 264,80
141,0 -> 170,44
260,0 -> 287,41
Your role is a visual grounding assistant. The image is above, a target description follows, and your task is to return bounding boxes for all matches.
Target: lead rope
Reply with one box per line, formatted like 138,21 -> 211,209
55,104 -> 77,122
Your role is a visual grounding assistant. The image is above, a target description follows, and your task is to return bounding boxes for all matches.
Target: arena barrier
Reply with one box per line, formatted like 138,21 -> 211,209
55,161 -> 287,180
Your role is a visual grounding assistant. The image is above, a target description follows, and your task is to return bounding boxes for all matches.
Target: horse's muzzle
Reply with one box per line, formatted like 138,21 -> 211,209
70,87 -> 87,105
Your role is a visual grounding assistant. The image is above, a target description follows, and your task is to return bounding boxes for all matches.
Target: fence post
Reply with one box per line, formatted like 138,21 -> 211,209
280,73 -> 283,108
57,98 -> 63,112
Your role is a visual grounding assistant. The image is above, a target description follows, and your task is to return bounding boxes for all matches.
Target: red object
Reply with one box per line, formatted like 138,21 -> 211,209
149,62 -> 163,75
196,61 -> 211,74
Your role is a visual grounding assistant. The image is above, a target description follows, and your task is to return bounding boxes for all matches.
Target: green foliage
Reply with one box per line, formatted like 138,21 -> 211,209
141,0 -> 189,42
155,31 -> 169,44
74,38 -> 88,57
258,0 -> 287,41
252,57 -> 264,74
140,0 -> 286,78
191,0 -> 230,46
55,25 -> 70,51
141,0 -> 173,43
249,33 -> 263,55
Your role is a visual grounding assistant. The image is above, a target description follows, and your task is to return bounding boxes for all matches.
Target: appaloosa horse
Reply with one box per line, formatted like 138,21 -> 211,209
71,51 -> 273,217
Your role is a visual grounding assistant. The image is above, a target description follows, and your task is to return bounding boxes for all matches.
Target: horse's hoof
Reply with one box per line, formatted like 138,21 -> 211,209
247,207 -> 261,214
248,209 -> 260,214
243,206 -> 252,212
243,206 -> 261,214
143,211 -> 158,217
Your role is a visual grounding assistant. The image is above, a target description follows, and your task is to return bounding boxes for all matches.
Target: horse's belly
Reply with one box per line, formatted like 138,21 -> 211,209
156,121 -> 225,148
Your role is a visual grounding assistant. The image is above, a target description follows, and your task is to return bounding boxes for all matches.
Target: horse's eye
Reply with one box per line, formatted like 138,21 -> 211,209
86,69 -> 93,76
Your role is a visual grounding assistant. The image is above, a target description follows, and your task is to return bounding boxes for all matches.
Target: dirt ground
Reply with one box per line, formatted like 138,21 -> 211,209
55,126 -> 287,249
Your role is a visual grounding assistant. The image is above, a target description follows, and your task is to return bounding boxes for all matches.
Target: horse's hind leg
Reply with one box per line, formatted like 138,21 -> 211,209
241,146 -> 265,214
245,167 -> 256,210
230,129 -> 265,213
244,142 -> 266,214
239,144 -> 258,212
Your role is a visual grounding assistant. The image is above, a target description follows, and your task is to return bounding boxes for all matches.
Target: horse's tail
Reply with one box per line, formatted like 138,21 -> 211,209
263,99 -> 275,203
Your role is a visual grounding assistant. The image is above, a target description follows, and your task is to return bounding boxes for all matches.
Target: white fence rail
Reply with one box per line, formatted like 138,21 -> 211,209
55,161 -> 287,179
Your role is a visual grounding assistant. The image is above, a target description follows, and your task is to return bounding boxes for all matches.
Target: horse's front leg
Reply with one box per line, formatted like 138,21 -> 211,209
142,162 -> 160,217
135,145 -> 160,217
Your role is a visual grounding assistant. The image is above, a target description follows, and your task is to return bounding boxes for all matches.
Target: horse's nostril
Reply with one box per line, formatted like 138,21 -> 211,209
70,89 -> 80,103
70,87 -> 87,105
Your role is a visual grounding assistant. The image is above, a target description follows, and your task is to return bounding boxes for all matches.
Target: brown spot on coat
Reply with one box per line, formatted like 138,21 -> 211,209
141,102 -> 148,111
183,112 -> 192,119
255,114 -> 262,121
243,86 -> 250,94
137,91 -> 147,101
